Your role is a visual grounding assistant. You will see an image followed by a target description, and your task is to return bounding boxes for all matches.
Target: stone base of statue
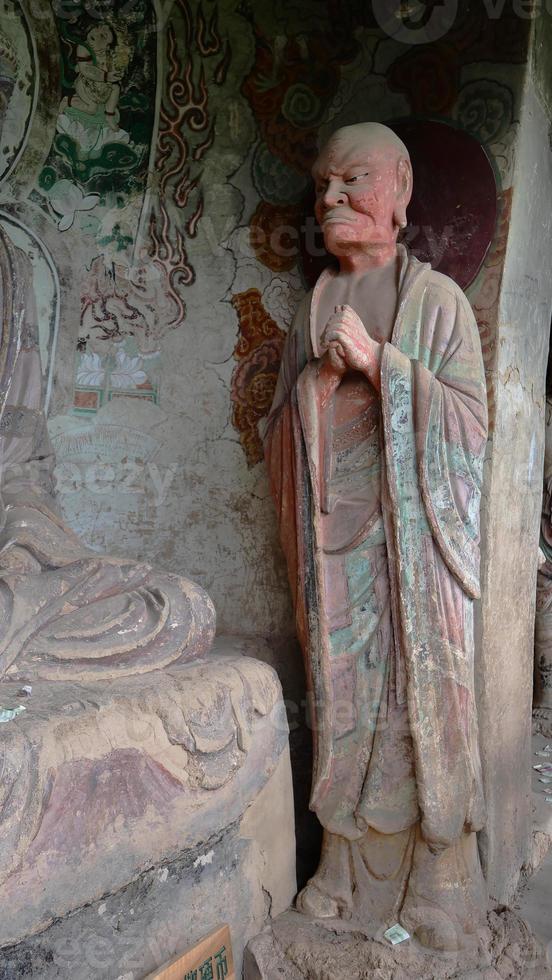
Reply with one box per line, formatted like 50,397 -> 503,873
0,637 -> 296,978
244,906 -> 552,979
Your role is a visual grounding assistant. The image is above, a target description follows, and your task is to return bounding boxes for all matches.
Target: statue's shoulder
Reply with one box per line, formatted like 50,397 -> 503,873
415,264 -> 481,358
401,247 -> 469,318
424,266 -> 465,303
421,264 -> 474,323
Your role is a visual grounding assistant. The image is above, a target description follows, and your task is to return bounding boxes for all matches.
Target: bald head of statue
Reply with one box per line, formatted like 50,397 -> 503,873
312,122 -> 413,262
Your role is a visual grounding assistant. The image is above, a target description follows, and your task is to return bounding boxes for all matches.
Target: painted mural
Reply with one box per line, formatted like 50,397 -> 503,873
0,0 -> 530,636
0,0 -> 35,185
35,1 -> 160,411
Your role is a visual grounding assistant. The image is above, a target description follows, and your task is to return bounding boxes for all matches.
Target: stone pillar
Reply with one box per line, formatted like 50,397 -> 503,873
476,15 -> 552,903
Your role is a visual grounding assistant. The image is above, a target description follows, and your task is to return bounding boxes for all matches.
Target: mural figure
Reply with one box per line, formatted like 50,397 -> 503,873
60,23 -> 127,131
0,225 -> 215,682
0,13 -> 34,187
0,30 -> 16,125
264,123 -> 488,950
38,5 -> 152,240
534,396 -> 552,729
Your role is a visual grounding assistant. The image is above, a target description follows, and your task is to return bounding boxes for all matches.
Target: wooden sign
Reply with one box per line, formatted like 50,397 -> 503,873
145,924 -> 234,980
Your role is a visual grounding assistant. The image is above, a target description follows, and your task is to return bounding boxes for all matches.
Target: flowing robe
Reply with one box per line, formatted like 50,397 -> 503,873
0,226 -> 215,682
264,246 -> 488,852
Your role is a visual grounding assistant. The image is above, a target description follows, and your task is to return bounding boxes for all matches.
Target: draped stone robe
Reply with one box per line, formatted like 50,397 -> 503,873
264,246 -> 488,853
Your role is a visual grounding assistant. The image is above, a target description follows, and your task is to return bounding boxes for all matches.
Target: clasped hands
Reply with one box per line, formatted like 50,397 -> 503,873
319,305 -> 382,391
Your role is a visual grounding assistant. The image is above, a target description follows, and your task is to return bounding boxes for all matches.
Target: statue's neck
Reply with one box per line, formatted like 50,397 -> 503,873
315,252 -> 400,350
336,241 -> 398,275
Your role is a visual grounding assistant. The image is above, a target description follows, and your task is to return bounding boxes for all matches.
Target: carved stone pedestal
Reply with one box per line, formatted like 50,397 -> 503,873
0,637 -> 296,978
244,907 -> 552,980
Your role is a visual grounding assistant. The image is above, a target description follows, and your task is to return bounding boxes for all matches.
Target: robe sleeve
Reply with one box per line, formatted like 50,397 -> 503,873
263,297 -> 339,803
382,285 -> 487,599
381,280 -> 488,847
262,297 -> 312,650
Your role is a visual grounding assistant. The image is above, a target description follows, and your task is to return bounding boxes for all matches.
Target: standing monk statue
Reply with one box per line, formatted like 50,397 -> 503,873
263,123 -> 488,951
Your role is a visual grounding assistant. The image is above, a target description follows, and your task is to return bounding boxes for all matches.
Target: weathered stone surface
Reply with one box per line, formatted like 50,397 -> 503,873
534,708 -> 552,740
0,747 -> 295,979
476,76 -> 552,905
519,845 -> 552,963
524,733 -> 552,880
0,637 -> 296,956
244,907 -> 552,980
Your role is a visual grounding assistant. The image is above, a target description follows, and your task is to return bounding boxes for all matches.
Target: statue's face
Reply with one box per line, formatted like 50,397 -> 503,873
313,132 -> 402,256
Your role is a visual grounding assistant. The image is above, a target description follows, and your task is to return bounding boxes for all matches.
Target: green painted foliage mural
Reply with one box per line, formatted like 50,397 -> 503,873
38,0 -> 155,244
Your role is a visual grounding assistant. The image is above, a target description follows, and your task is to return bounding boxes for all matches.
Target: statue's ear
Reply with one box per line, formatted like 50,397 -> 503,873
393,157 -> 413,230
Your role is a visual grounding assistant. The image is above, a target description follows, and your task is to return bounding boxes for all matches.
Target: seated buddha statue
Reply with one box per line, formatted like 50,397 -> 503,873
0,225 -> 215,683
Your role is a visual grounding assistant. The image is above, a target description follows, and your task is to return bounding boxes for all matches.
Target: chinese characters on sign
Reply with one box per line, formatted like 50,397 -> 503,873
185,945 -> 228,980
145,925 -> 234,980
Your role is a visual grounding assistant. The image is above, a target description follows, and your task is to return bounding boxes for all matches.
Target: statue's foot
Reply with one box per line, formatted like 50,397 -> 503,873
296,881 -> 340,919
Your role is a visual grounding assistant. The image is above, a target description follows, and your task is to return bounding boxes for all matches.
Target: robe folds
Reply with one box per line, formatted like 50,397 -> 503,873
263,245 -> 488,852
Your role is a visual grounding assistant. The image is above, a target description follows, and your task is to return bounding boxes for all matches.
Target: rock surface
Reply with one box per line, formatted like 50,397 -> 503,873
0,748 -> 294,979
0,637 -> 296,974
244,907 -> 552,979
533,708 -> 552,740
